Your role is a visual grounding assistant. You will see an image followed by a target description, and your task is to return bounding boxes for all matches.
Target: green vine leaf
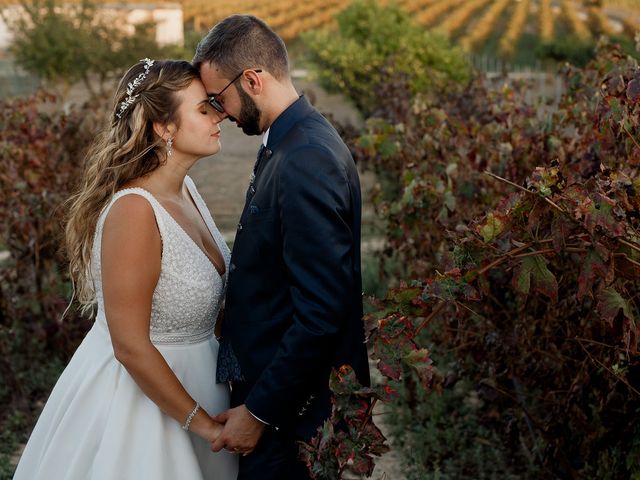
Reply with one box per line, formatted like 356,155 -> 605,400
597,287 -> 635,327
512,255 -> 558,302
478,212 -> 505,243
403,348 -> 435,389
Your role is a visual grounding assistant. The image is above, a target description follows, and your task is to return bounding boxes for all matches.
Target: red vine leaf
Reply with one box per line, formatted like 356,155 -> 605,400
626,75 -> 640,102
582,194 -> 625,237
578,249 -> 611,300
551,212 -> 571,253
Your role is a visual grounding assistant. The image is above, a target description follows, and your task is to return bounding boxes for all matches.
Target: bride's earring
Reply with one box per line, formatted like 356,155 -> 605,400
166,138 -> 173,158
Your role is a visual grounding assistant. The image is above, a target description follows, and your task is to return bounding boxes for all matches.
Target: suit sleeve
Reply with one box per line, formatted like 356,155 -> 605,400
244,145 -> 357,428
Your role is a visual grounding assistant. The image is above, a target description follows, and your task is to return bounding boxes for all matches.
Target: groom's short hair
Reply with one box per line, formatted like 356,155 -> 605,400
193,15 -> 289,80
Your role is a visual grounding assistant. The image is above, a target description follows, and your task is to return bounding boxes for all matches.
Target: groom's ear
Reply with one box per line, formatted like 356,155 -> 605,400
243,69 -> 263,94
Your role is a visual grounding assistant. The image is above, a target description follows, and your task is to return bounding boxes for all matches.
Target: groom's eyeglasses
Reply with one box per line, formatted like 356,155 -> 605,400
208,69 -> 262,114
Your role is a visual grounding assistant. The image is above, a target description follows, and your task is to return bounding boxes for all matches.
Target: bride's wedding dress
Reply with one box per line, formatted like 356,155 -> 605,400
13,176 -> 238,479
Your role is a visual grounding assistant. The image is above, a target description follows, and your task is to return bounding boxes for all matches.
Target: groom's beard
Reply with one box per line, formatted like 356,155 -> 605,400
229,85 -> 262,136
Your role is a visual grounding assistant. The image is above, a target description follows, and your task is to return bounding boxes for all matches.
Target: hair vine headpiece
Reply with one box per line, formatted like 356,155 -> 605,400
115,58 -> 155,119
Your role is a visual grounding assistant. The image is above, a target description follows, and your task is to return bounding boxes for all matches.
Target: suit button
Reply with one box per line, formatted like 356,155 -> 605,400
237,222 -> 243,232
229,263 -> 236,273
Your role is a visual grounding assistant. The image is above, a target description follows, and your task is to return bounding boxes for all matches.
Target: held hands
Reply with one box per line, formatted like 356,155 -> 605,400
188,411 -> 224,444
202,418 -> 225,444
210,404 -> 266,456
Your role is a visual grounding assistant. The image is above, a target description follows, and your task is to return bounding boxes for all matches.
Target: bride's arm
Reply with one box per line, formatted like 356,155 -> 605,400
101,195 -> 221,443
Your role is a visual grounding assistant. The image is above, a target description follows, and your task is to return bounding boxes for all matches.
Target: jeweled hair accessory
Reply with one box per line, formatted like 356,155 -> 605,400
115,58 -> 155,119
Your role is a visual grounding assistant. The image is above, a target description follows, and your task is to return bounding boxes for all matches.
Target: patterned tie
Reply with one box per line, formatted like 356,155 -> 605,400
257,143 -> 266,162
248,144 -> 266,200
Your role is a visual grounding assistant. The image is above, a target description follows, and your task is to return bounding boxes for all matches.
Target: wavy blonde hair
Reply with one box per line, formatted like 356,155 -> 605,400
66,60 -> 199,313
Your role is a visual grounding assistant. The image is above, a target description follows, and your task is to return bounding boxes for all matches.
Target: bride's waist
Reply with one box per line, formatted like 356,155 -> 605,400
93,311 -> 216,346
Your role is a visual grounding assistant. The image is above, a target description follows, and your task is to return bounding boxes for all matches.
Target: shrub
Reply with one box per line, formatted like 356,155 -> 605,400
5,0 -> 182,97
537,35 -> 639,67
0,92 -> 100,472
333,42 -> 639,478
302,0 -> 471,118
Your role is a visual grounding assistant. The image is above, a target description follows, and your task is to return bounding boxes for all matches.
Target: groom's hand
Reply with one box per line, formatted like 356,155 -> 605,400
210,404 -> 265,455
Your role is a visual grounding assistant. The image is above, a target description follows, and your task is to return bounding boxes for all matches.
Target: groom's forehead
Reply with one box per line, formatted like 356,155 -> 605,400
199,63 -> 229,92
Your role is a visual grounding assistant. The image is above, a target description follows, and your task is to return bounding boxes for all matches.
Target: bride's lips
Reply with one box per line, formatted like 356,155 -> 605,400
211,131 -> 221,137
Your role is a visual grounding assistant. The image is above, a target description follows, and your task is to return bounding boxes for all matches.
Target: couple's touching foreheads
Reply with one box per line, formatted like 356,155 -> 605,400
13,14 -> 370,480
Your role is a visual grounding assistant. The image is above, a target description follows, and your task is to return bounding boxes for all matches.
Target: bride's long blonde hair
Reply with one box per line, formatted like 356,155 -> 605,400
65,59 -> 199,313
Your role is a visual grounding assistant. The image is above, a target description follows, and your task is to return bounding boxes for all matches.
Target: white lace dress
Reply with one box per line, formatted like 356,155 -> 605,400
13,177 -> 238,480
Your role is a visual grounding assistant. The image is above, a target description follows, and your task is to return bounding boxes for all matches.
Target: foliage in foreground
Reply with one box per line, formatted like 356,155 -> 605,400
0,92 -> 100,474
301,42 -> 640,479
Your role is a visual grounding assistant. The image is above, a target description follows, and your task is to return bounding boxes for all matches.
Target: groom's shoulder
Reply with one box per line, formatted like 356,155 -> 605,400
280,125 -> 348,167
275,128 -> 352,185
284,112 -> 347,154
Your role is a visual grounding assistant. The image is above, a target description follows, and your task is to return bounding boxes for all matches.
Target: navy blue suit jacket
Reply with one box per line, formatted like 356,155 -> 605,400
223,96 -> 370,440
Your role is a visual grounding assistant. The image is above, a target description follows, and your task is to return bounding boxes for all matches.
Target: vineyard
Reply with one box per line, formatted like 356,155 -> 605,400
182,0 -> 640,57
1,0 -> 638,58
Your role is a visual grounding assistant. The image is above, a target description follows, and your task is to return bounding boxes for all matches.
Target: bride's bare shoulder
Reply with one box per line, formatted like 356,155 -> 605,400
102,194 -> 160,250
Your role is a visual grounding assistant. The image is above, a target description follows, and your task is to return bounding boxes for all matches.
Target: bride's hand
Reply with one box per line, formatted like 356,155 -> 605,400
204,419 -> 224,443
188,411 -> 224,443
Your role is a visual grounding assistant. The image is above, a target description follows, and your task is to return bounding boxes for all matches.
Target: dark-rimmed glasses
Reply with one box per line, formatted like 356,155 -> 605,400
208,69 -> 262,113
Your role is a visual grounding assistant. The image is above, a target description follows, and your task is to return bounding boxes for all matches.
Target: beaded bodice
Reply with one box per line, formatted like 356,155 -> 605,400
90,176 -> 230,345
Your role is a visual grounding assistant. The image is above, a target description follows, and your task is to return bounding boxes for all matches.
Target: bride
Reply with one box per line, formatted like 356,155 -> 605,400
13,58 -> 238,479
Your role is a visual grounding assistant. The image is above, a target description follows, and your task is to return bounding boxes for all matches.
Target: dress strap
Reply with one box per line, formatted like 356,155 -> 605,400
183,176 -> 230,279
184,176 -> 214,231
96,188 -> 167,242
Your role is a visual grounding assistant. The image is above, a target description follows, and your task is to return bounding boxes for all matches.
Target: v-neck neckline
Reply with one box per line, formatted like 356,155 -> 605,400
182,179 -> 227,277
119,183 -> 226,278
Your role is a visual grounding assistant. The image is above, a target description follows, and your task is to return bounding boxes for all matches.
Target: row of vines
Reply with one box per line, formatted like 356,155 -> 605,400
1,0 -> 638,56
183,0 -> 640,54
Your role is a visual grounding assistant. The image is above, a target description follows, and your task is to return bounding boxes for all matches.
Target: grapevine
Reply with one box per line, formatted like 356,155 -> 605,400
499,0 -> 530,57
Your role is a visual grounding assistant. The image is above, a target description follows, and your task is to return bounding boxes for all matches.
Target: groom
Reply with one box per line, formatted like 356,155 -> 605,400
194,15 -> 370,479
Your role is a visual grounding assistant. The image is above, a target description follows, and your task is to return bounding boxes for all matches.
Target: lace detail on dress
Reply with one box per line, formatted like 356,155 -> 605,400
150,325 -> 215,345
90,177 -> 230,345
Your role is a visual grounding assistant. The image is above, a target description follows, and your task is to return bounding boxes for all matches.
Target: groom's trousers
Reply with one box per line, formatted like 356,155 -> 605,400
238,428 -> 310,480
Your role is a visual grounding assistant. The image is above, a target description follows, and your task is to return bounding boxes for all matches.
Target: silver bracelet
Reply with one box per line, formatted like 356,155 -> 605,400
182,402 -> 200,431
